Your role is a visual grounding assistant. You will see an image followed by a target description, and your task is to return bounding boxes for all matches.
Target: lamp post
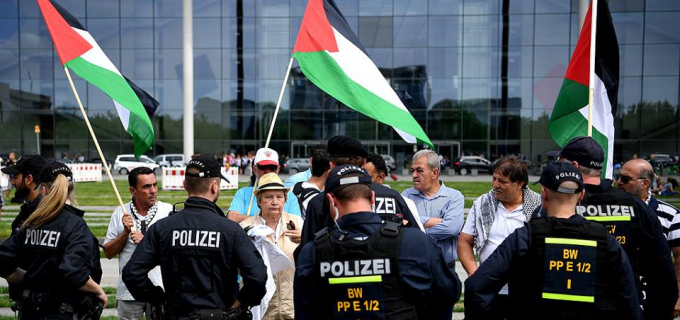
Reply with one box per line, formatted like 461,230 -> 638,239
34,125 -> 41,155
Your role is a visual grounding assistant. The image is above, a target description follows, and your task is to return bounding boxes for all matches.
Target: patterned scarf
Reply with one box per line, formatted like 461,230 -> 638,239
129,199 -> 158,234
473,188 -> 542,253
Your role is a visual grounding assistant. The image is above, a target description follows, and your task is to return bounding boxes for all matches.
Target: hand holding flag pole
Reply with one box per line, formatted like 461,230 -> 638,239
63,67 -> 136,232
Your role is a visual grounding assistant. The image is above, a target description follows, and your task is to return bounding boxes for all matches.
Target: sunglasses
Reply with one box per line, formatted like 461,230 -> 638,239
256,165 -> 278,172
618,174 -> 646,185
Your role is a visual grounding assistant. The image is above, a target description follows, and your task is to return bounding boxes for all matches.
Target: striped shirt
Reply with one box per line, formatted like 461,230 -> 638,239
647,193 -> 680,246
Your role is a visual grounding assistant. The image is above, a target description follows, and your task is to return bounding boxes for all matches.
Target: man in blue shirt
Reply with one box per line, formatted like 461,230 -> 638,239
227,148 -> 301,222
401,149 -> 465,267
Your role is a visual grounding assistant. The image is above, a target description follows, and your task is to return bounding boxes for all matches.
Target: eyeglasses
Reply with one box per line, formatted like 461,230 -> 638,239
256,165 -> 278,172
618,174 -> 646,185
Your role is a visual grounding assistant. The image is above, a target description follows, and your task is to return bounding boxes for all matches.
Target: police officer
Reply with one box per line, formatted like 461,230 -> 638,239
556,137 -> 677,319
465,162 -> 641,320
0,155 -> 46,308
299,136 -> 418,257
122,155 -> 267,319
0,161 -> 106,319
295,165 -> 461,319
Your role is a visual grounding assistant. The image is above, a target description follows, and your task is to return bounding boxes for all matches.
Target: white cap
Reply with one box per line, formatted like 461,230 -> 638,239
254,148 -> 279,167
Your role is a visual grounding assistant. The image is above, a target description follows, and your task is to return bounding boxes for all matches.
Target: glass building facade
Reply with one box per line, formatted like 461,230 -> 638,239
0,0 -> 678,168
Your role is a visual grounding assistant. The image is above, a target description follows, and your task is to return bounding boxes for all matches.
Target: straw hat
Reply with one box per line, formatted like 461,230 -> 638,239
254,173 -> 289,196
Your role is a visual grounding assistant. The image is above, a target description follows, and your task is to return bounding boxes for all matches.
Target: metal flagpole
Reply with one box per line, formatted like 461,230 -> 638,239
63,67 -> 135,232
244,57 -> 294,217
587,0 -> 598,137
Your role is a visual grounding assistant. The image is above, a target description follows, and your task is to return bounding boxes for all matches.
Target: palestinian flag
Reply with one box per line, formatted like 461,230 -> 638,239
549,0 -> 619,179
293,0 -> 433,149
37,0 -> 157,157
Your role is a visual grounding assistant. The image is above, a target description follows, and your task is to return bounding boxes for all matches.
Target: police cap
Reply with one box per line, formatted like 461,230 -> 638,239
327,135 -> 369,158
559,136 -> 604,170
325,164 -> 372,194
537,162 -> 584,194
39,161 -> 73,183
186,155 -> 229,181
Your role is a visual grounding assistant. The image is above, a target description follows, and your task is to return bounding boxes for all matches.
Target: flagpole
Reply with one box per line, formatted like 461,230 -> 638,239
265,57 -> 294,147
63,67 -> 135,232
587,0 -> 598,137
243,57 -> 294,217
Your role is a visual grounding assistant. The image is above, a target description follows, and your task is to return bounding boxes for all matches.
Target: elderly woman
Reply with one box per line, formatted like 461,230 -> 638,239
241,173 -> 302,320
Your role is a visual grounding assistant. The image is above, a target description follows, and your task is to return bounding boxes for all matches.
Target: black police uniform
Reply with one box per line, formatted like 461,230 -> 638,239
8,193 -> 43,303
298,182 -> 418,259
465,215 -> 641,320
576,180 -> 677,319
0,204 -> 103,319
122,196 -> 267,317
295,211 -> 462,320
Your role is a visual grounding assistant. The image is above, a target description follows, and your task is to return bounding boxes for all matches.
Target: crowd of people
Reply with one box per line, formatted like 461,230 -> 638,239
0,135 -> 679,320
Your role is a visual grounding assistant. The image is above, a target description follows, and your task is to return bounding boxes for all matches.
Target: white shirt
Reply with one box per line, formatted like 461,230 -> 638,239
462,202 -> 524,294
103,201 -> 172,301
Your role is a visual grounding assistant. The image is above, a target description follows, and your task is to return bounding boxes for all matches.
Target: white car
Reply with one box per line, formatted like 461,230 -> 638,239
153,154 -> 185,167
113,154 -> 160,175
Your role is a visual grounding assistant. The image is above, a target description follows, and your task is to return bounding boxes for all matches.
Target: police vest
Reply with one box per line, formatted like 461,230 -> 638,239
576,189 -> 641,276
313,221 -> 419,320
510,217 -> 613,320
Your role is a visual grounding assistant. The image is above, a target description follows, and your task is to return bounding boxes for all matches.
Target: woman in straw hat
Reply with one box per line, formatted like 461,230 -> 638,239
241,172 -> 302,320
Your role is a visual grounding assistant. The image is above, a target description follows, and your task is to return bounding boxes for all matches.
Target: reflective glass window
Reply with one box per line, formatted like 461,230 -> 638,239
429,0 -> 462,15
155,0 -> 183,18
223,17 -> 256,48
534,14 -> 570,45
222,0 -> 256,17
532,77 -> 563,109
194,106 -> 223,140
535,0 -> 570,13
428,47 -> 462,79
641,104 -> 678,140
54,79 -> 86,109
19,0 -> 40,18
87,0 -> 119,18
394,17 -> 427,47
394,0 -> 427,15
359,17 -> 393,48
463,46 -> 500,78
608,0 -> 645,12
154,48 -> 182,80
429,16 -> 462,47
222,48 -> 257,80
155,18 -> 183,48
155,80 -> 184,110
359,0 -> 393,16
290,0 -> 307,17
394,48 -> 427,69
643,76 -> 679,106
505,79 -> 534,110
533,46 -> 569,78
257,18 -> 289,48
194,18 -> 222,48
336,0 -> 359,17
508,14 -> 533,46
643,44 -> 680,76
612,12 -> 643,44
194,0 -> 221,17
19,18 -> 52,48
393,77 -> 428,109
462,108 -> 489,139
0,49 -> 20,79
427,110 -> 463,139
121,18 -> 153,49
121,0 -> 153,18
194,49 -> 221,80
507,46 -> 533,78
0,19 -> 18,48
646,0 -> 680,11
0,0 -> 17,18
464,0 -> 499,15
620,45 -> 642,76
366,48 -> 393,73
429,78 -> 463,108
121,49 -> 154,80
508,0 -> 534,14
55,113 -> 89,140
257,0 -> 290,17
645,12 -> 680,44
463,15 -> 500,46
21,49 -> 53,80
87,19 -> 120,49
258,49 -> 290,80
618,76 -> 642,109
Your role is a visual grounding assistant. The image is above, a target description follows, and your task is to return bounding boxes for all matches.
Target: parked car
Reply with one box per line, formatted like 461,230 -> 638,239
453,156 -> 492,175
382,155 -> 397,171
153,154 -> 185,167
113,154 -> 159,175
282,158 -> 310,174
646,154 -> 675,168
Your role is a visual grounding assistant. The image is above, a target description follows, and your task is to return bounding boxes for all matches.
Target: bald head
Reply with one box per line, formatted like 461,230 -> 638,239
541,181 -> 584,218
618,159 -> 654,200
